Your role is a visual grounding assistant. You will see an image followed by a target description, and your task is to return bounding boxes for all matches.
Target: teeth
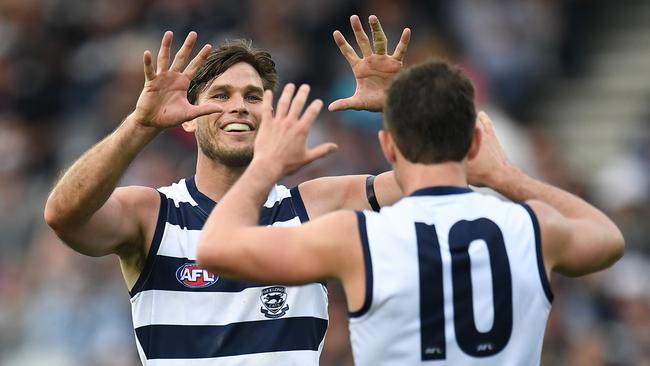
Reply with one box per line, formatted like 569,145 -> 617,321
223,123 -> 252,132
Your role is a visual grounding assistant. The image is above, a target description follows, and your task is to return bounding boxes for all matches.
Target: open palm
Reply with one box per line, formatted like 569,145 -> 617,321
329,15 -> 411,113
134,31 -> 222,129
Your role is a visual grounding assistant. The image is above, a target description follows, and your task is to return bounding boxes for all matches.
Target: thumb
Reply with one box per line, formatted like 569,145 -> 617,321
305,143 -> 339,164
187,104 -> 223,120
328,97 -> 358,112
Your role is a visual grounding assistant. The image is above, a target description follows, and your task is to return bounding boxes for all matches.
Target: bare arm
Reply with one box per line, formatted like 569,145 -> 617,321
297,15 -> 410,218
468,112 -> 625,276
44,31 -> 221,258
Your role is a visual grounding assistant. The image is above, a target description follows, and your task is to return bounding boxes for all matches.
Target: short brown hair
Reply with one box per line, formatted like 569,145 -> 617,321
187,39 -> 278,104
384,60 -> 476,163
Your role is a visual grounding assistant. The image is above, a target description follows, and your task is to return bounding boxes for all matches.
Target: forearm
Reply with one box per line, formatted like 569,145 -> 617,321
491,166 -> 615,225
45,114 -> 160,228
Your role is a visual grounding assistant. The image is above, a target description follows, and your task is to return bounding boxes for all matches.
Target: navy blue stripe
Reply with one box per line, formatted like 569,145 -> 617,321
519,203 -> 553,303
165,200 -> 206,230
135,317 -> 328,360
136,255 -> 267,294
349,211 -> 373,318
259,196 -> 303,226
290,186 -> 310,223
410,186 -> 473,197
164,197 -> 302,230
130,192 -> 167,298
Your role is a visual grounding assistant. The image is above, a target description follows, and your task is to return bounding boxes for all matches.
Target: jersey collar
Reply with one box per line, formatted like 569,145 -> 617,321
409,186 -> 473,197
185,176 -> 216,213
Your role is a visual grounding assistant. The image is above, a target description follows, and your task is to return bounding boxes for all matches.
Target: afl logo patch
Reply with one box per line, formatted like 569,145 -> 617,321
260,286 -> 289,318
175,262 -> 218,288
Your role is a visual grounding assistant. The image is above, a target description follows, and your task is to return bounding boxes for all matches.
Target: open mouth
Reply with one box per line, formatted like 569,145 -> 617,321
221,122 -> 254,133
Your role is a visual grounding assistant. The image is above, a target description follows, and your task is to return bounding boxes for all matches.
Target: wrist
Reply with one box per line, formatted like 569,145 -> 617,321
488,165 -> 526,194
248,157 -> 284,183
122,113 -> 163,141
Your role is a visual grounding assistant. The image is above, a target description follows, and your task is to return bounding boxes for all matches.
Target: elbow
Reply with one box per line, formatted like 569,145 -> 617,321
44,200 -> 67,233
609,229 -> 625,265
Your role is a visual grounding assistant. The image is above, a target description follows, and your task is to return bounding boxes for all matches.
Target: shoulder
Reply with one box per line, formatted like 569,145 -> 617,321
114,185 -> 161,215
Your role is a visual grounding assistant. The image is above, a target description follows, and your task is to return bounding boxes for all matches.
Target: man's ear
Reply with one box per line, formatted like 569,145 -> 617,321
378,130 -> 397,165
182,120 -> 197,133
466,123 -> 482,160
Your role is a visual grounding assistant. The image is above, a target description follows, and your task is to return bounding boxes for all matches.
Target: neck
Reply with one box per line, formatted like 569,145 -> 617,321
396,159 -> 468,196
194,152 -> 249,202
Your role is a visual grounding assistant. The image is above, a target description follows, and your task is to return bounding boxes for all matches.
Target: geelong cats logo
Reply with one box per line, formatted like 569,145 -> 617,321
260,286 -> 289,318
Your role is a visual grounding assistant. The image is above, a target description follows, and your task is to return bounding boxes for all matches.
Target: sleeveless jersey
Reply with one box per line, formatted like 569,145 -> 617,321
129,177 -> 328,365
349,186 -> 553,366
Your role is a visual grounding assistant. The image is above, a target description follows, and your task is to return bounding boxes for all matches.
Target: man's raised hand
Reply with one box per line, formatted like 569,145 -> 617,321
253,84 -> 338,178
329,15 -> 411,113
134,31 -> 222,129
467,112 -> 513,188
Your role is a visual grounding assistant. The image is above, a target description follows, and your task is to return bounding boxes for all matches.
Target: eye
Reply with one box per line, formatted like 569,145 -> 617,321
246,94 -> 262,102
212,93 -> 228,100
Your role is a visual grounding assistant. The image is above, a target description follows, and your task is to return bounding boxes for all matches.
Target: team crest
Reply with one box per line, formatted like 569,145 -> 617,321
260,286 -> 289,318
175,262 -> 218,288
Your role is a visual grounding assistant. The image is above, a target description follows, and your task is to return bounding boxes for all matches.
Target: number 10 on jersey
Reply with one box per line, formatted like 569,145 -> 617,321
416,219 -> 513,360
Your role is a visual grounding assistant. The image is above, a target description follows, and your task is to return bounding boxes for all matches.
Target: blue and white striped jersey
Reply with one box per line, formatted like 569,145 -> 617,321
349,186 -> 553,366
129,177 -> 328,366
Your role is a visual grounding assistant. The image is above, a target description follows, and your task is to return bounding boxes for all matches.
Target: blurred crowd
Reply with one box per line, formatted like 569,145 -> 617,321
0,0 -> 648,365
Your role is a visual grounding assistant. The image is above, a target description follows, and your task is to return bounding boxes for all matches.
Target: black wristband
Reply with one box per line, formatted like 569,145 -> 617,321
365,175 -> 381,212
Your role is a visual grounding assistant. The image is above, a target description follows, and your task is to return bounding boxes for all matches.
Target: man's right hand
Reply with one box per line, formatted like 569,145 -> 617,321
329,15 -> 411,113
133,31 -> 222,129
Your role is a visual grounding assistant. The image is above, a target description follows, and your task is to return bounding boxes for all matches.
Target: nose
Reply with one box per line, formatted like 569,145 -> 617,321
228,94 -> 248,115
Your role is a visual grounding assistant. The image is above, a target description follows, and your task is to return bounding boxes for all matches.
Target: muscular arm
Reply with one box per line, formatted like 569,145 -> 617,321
44,31 -> 219,258
469,112 -> 624,277
494,170 -> 623,276
44,117 -> 160,257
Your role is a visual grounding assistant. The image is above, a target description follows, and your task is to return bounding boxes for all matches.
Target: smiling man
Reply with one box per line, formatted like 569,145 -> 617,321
44,15 -> 410,366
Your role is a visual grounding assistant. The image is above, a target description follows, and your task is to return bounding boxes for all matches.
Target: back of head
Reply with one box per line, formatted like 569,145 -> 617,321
384,60 -> 476,164
187,39 -> 278,104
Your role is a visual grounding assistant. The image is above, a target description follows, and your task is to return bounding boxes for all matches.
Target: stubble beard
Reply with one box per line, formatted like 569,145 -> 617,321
196,127 -> 254,168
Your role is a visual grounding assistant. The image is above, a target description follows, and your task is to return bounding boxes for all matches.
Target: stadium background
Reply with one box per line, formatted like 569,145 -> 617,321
0,0 -> 649,364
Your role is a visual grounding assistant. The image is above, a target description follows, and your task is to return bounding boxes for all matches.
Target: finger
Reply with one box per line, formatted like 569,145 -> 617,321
184,44 -> 212,78
392,28 -> 411,61
299,99 -> 324,129
350,15 -> 372,57
262,90 -> 273,123
478,111 -> 495,134
369,15 -> 387,55
275,83 -> 296,118
186,103 -> 223,121
143,50 -> 155,81
288,84 -> 311,119
156,31 -> 173,73
170,31 -> 198,72
328,97 -> 358,112
305,143 -> 339,165
333,30 -> 360,67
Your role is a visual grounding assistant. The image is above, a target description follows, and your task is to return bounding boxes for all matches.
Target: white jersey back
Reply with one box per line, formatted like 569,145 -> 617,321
349,186 -> 553,366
